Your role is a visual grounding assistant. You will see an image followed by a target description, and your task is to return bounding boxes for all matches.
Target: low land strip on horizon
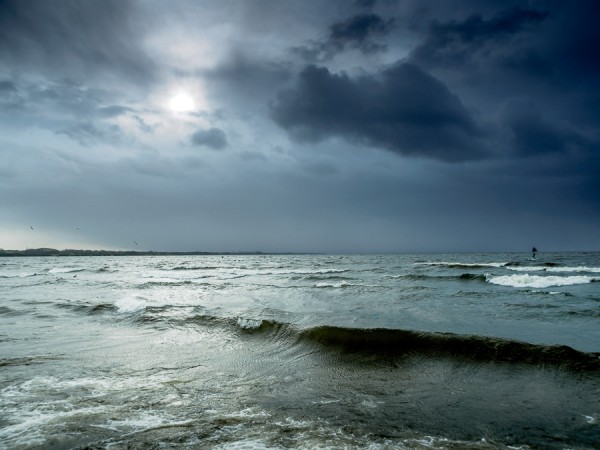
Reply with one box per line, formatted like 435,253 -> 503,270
0,248 -> 279,257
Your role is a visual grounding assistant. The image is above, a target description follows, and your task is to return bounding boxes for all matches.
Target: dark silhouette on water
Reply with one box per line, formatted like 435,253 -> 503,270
532,247 -> 537,259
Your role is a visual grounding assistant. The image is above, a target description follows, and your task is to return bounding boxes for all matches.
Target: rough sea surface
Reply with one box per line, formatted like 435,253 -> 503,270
1,253 -> 599,449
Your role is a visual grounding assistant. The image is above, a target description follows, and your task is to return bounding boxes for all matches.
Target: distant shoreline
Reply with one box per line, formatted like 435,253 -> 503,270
1,248 -> 597,257
0,248 -> 281,257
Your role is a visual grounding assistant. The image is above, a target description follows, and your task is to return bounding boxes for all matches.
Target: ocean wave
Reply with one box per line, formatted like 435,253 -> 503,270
136,279 -> 200,289
313,282 -> 354,288
507,265 -> 600,273
48,267 -> 84,274
0,355 -> 63,367
415,261 -> 508,269
458,273 -> 488,281
390,273 -> 487,282
134,312 -> 600,371
291,274 -> 356,282
114,295 -> 147,313
298,325 -> 600,371
487,274 -> 597,288
55,302 -> 114,315
169,265 -> 222,271
274,268 -> 351,276
0,306 -> 25,316
0,272 -> 37,278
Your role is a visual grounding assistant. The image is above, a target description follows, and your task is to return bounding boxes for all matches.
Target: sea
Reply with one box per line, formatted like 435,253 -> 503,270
1,253 -> 599,449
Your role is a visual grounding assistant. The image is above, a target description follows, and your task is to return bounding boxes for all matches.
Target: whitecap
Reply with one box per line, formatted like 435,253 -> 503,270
236,318 -> 263,329
48,267 -> 82,274
212,439 -> 278,450
0,272 -> 36,278
97,412 -> 193,433
507,265 -> 600,273
506,266 -> 547,272
546,266 -> 600,273
114,295 -> 147,313
487,274 -> 596,288
313,282 -> 352,288
415,261 -> 508,268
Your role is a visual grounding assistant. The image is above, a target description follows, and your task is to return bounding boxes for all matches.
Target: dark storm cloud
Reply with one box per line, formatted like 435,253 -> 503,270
407,2 -> 600,94
271,62 -> 486,162
0,0 -> 154,84
501,99 -> 593,158
329,13 -> 395,52
203,53 -> 291,102
294,13 -> 395,62
410,6 -> 549,69
354,0 -> 377,9
190,128 -> 228,150
2,0 -> 599,252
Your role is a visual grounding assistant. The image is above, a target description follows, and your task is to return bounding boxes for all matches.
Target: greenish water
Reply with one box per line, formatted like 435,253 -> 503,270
1,253 -> 599,448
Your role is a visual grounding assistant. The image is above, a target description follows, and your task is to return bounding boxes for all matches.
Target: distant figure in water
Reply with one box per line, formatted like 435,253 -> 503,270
532,247 -> 537,259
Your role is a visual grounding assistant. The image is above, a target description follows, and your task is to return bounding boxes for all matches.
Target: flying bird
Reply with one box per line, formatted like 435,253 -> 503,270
133,241 -> 138,246
30,226 -> 34,230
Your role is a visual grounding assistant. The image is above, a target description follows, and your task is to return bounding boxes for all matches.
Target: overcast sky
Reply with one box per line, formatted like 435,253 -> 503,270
1,0 -> 599,252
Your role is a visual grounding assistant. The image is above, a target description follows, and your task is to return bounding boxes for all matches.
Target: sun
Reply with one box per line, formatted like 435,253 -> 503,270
169,92 -> 196,112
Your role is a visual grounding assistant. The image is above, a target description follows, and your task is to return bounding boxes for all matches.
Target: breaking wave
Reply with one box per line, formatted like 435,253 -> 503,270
487,274 -> 598,288
297,325 -> 600,371
507,265 -> 600,273
114,295 -> 147,313
132,312 -> 600,371
415,262 -> 508,269
48,267 -> 84,274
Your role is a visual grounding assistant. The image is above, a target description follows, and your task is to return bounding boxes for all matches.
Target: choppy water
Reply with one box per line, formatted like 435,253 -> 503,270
1,253 -> 599,449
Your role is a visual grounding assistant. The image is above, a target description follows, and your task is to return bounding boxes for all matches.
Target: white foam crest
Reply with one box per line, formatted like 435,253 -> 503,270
2,373 -> 172,397
212,439 -> 281,450
314,282 -> 352,288
0,272 -> 36,278
223,407 -> 271,419
487,274 -> 596,288
546,266 -> 600,273
97,412 -> 193,433
506,266 -> 547,272
415,261 -> 507,268
0,372 -> 179,447
0,403 -> 108,447
48,267 -> 82,274
114,295 -> 147,313
507,265 -> 600,273
270,268 -> 350,275
237,318 -> 263,329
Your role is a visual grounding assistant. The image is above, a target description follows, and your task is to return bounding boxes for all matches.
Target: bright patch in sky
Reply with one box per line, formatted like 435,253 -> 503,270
169,92 -> 195,112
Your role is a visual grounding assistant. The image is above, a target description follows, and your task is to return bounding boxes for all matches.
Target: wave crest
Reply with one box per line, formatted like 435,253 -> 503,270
487,274 -> 597,288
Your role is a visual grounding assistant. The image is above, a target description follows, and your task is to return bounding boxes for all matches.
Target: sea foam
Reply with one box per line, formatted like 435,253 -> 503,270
114,295 -> 147,313
507,265 -> 600,273
48,267 -> 83,274
487,274 -> 596,288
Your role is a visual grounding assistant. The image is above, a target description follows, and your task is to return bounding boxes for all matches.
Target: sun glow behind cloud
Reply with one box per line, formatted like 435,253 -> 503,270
169,92 -> 196,112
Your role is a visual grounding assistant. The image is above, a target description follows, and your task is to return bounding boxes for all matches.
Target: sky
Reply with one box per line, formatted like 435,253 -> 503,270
1,0 -> 599,253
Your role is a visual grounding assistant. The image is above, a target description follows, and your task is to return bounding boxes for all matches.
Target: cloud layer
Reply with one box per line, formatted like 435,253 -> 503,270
0,0 -> 598,252
271,62 -> 485,161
